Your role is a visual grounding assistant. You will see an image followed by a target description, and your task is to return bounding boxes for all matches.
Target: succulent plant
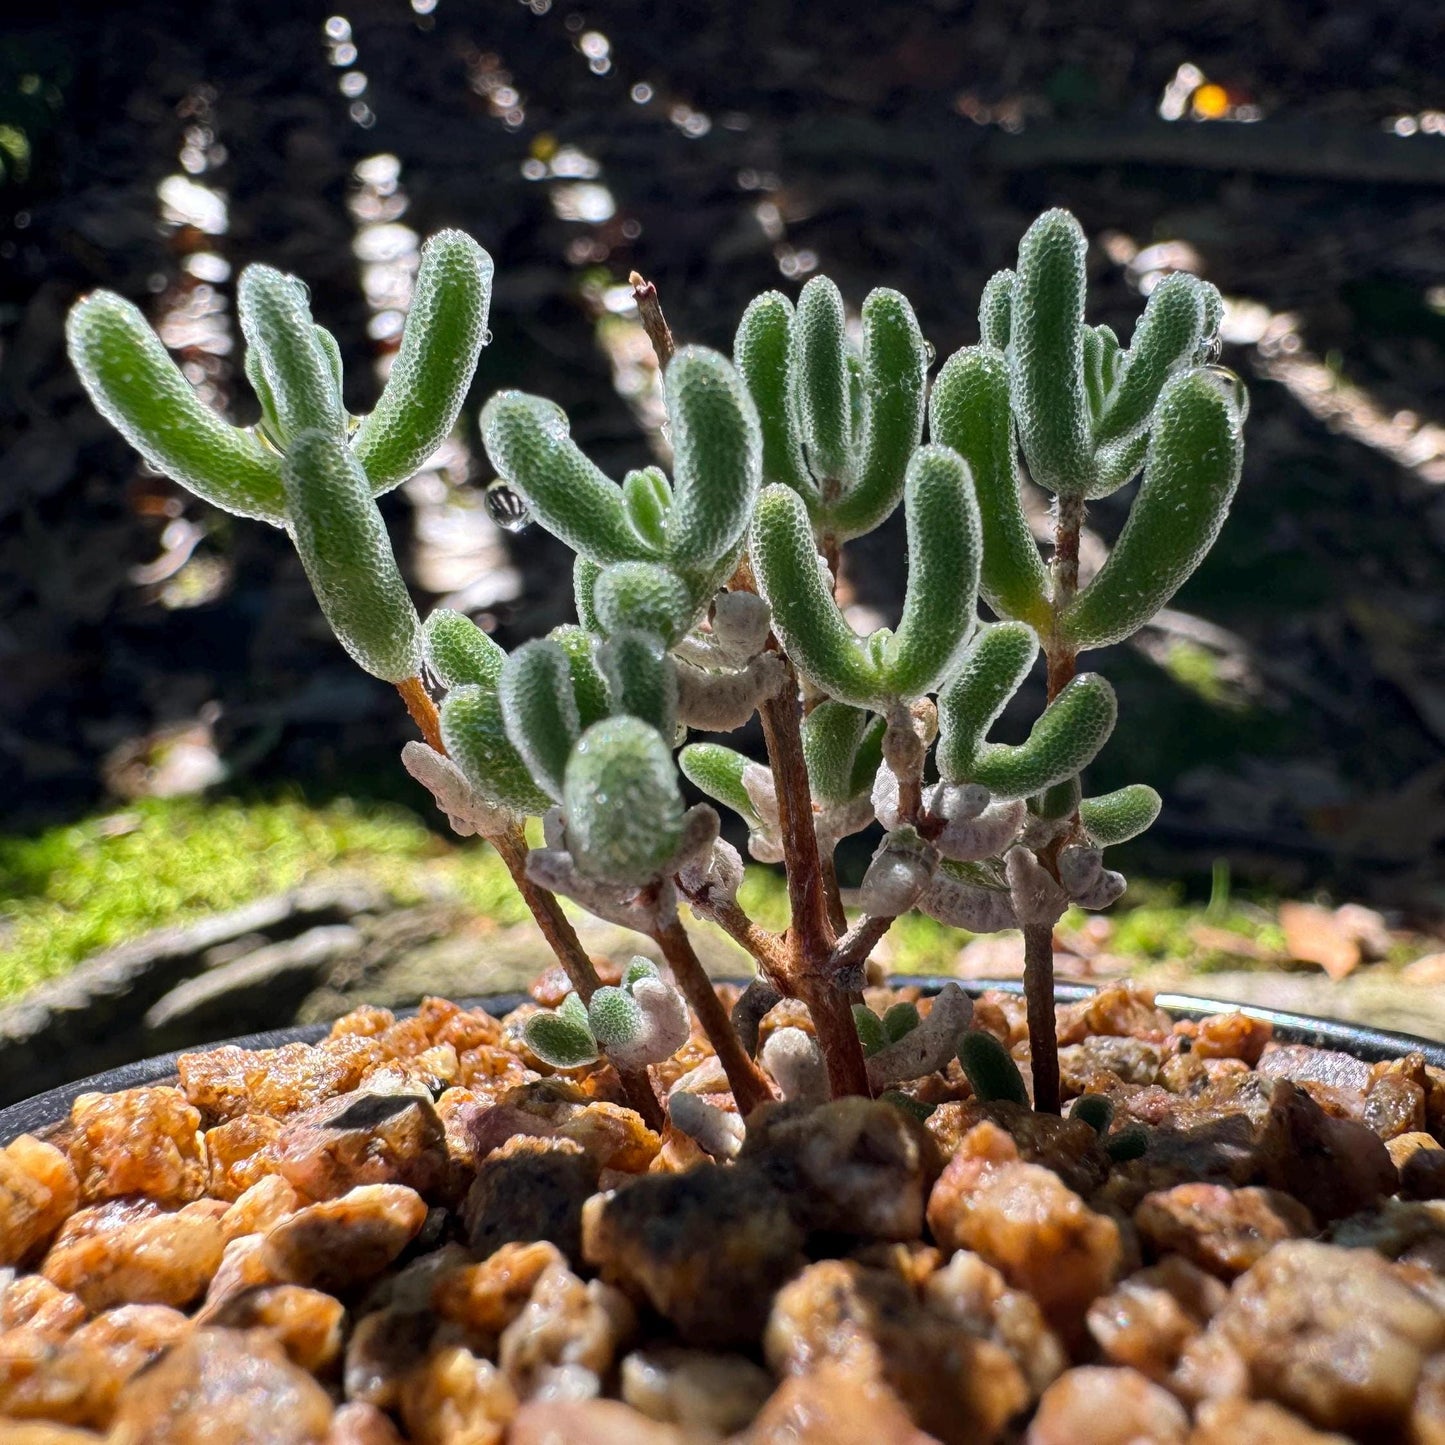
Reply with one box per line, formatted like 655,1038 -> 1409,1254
67,207 -> 1244,1121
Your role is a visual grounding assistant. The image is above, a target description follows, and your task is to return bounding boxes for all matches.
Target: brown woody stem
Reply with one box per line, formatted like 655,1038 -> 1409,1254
493,823 -> 663,1129
396,675 -> 445,755
629,271 -> 675,372
677,883 -> 790,982
653,917 -> 773,1115
1023,921 -> 1061,1115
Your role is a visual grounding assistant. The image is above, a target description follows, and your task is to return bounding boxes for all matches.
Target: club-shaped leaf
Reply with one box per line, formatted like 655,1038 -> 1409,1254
1062,368 -> 1245,651
549,625 -> 611,729
282,429 -> 421,682
829,287 -> 928,540
935,622 -> 1039,781
66,291 -> 287,523
957,1029 -> 1029,1106
751,484 -> 878,706
734,291 -> 813,499
574,555 -> 603,632
564,716 -> 686,884
882,1002 -> 920,1042
1093,270 -> 1206,446
352,229 -> 493,494
853,1005 -> 887,1057
791,275 -> 853,486
237,265 -> 345,445
622,466 -> 673,552
424,608 -> 506,690
586,985 -> 644,1052
929,346 -> 1050,630
1010,208 -> 1091,496
499,639 -> 580,801
965,673 -> 1117,799
802,701 -> 872,805
481,391 -> 644,564
1080,784 -> 1162,846
593,561 -> 695,644
441,684 -> 554,815
1091,429 -> 1150,499
678,743 -> 762,826
978,269 -> 1014,351
598,629 -> 677,737
880,445 -> 981,699
665,346 -> 761,567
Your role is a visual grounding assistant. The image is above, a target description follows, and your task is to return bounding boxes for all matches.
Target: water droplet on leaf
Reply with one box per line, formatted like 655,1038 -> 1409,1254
485,479 -> 532,531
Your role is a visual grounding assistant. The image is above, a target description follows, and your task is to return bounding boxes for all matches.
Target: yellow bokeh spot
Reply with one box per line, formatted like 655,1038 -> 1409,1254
1192,84 -> 1230,120
530,132 -> 558,161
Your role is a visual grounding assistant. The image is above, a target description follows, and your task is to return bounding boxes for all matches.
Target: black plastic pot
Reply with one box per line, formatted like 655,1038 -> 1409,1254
4,978 -> 1443,1148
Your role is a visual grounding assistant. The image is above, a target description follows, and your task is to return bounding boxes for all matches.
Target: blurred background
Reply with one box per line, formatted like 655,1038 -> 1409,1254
1,0 -> 1443,1091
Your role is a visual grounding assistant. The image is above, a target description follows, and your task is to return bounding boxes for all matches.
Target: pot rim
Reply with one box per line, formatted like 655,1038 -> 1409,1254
3,976 -> 1440,1147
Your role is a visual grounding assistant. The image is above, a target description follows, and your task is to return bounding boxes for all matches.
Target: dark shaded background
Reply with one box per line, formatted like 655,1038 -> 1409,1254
1,0 -> 1442,911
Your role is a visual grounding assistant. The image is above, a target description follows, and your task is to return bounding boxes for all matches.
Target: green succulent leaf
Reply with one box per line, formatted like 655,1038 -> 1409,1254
929,346 -> 1050,630
424,608 -> 506,690
1031,775 -> 1082,821
734,291 -> 814,500
1010,209 -> 1091,497
281,429 -> 421,683
791,275 -> 853,487
481,391 -> 645,564
966,673 -> 1118,799
957,1029 -> 1029,1106
1070,1093 -> 1115,1134
65,291 -> 287,524
1062,368 -> 1245,651
751,484 -> 878,706
586,985 -> 645,1051
853,1005 -> 887,1058
598,629 -> 677,738
499,639 -> 581,801
593,561 -> 695,645
574,556 -> 603,632
313,325 -> 345,409
881,445 -> 981,700
1080,784 -> 1162,846
525,1004 -> 599,1068
935,622 -> 1040,782
548,625 -> 611,729
849,713 -> 887,799
678,742 -> 761,826
564,716 -> 686,884
621,466 -> 673,553
829,288 -> 928,540
802,701 -> 873,805
665,346 -> 762,568
352,229 -> 493,494
1090,429 -> 1150,499
237,265 -> 345,446
441,683 -> 554,815
882,1002 -> 920,1043
624,955 -> 660,988
978,269 -> 1014,351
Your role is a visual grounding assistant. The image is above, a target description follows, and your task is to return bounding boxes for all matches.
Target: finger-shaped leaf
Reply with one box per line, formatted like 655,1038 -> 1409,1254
565,716 -> 686,884
549,624 -> 610,728
967,673 -> 1117,799
678,742 -> 761,826
353,229 -> 493,494
936,622 -> 1039,781
244,346 -> 284,445
849,713 -> 887,799
499,639 -> 581,801
441,683 -> 554,814
957,1029 -> 1029,1106
790,275 -> 853,486
282,429 -> 421,682
424,608 -> 506,690
574,555 -> 603,631
1089,429 -> 1149,499
593,561 -> 695,644
237,265 -> 345,445
751,484 -> 879,706
830,287 -> 927,540
622,466 -> 673,552
881,445 -> 981,699
734,291 -> 814,499
1062,368 -> 1245,651
525,1006 -> 599,1068
929,347 -> 1050,629
665,346 -> 762,568
598,629 -> 677,737
1031,775 -> 1082,822
66,291 -> 287,523
481,391 -> 644,563
313,325 -> 345,408
978,269 -> 1014,351
802,700 -> 870,804
1093,271 -> 1206,446
1080,783 -> 1161,846
1011,208 -> 1091,496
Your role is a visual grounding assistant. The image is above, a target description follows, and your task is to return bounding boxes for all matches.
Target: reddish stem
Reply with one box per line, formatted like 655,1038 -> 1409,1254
396,675 -> 445,755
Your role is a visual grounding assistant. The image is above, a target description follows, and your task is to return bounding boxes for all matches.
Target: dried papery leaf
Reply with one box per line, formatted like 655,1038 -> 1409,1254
966,674 -> 1117,800
424,608 -> 506,690
791,274 -> 853,487
1057,844 -> 1104,897
929,346 -> 1050,630
1079,784 -> 1162,846
933,799 -> 1027,863
237,265 -> 345,445
978,269 -> 1014,351
664,345 -> 762,568
564,716 -> 686,885
526,847 -> 676,933
598,629 -> 678,738
668,1091 -> 744,1160
710,589 -> 773,663
761,1028 -> 828,1105
1063,367 -> 1245,651
352,229 -> 493,493
441,684 -> 555,815
734,290 -> 814,501
548,624 -> 611,728
678,743 -> 762,827
400,740 -> 513,838
590,975 -> 690,1069
935,621 -> 1040,782
674,652 -> 787,731
499,639 -> 581,802
593,560 -> 695,644
675,837 -> 745,906
1010,208 -> 1091,497
1072,869 -> 1127,911
957,1030 -> 1029,1106
865,982 -> 974,1090
858,828 -> 938,915
871,763 -> 902,831
281,429 -> 422,682
1006,847 -> 1068,928
815,793 -> 876,851
481,391 -> 643,564
66,291 -> 287,523
918,861 -> 1018,931
929,781 -> 992,824
622,466 -> 673,552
